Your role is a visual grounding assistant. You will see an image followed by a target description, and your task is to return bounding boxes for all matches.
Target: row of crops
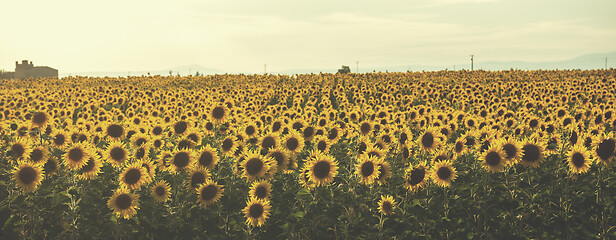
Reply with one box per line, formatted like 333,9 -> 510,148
0,70 -> 615,239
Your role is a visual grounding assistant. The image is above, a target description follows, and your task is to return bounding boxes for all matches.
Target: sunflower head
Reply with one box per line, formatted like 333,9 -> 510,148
430,160 -> 457,187
519,137 -> 546,168
480,145 -> 507,173
242,150 -> 271,181
63,143 -> 93,170
152,180 -> 171,202
249,180 -> 272,200
107,187 -> 140,219
592,132 -> 616,166
356,154 -> 382,185
378,195 -> 396,215
196,145 -> 219,170
243,197 -> 271,227
197,179 -> 224,207
405,162 -> 428,192
13,162 -> 44,192
307,152 -> 339,187
568,144 -> 593,174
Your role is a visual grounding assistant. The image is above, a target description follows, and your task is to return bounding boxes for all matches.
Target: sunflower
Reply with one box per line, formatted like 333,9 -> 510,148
592,132 -> 616,166
404,162 -> 428,192
119,162 -> 149,190
107,187 -> 140,220
28,145 -> 49,166
31,111 -> 49,128
480,145 -> 507,173
13,162 -> 44,192
105,141 -> 129,167
282,130 -> 305,154
188,166 -> 211,191
375,160 -> 391,185
519,137 -> 546,168
130,132 -> 150,149
50,129 -> 69,148
358,120 -> 373,136
259,133 -> 280,151
195,145 -> 219,170
417,127 -> 443,152
43,157 -> 59,176
210,104 -> 230,124
172,120 -> 190,136
497,138 -> 522,165
242,150 -> 271,180
249,180 -> 272,200
378,195 -> 396,215
430,160 -> 457,188
104,122 -> 125,140
266,147 -> 290,171
169,149 -> 195,173
356,155 -> 381,185
137,158 -> 157,181
151,180 -> 171,202
197,179 -> 224,207
78,153 -> 102,180
568,144 -> 592,174
299,166 -> 316,189
242,122 -> 259,139
307,152 -> 339,187
220,136 -> 238,157
8,137 -> 33,161
326,125 -> 342,143
63,143 -> 92,170
313,135 -> 332,153
243,197 -> 272,227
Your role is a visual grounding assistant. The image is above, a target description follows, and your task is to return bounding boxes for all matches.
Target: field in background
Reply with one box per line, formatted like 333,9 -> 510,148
1,70 -> 615,239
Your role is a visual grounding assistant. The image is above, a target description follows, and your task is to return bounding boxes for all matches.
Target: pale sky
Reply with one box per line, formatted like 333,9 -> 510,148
1,0 -> 615,74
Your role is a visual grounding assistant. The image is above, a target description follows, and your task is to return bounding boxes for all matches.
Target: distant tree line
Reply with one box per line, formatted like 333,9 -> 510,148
0,70 -> 14,80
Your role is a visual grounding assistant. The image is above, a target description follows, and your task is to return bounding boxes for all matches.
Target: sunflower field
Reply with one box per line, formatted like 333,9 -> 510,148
1,70 -> 615,239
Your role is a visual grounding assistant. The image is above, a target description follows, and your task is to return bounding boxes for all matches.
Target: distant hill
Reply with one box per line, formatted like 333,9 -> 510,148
59,52 -> 615,77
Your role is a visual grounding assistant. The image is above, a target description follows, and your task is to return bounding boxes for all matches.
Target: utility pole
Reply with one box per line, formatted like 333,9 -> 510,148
470,55 -> 474,71
606,57 -> 608,69
356,61 -> 359,73
189,68 -> 192,76
264,64 -> 267,74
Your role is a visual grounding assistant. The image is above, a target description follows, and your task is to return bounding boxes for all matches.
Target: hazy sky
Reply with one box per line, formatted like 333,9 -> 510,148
1,0 -> 615,74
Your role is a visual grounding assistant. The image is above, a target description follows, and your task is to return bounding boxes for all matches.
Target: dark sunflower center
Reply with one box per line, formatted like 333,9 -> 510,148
402,148 -> 410,160
222,139 -> 233,151
272,122 -> 282,132
115,194 -> 132,210
246,158 -> 264,176
173,152 -> 190,169
382,201 -> 393,212
465,137 -> 476,146
205,122 -> 214,131
313,161 -> 331,179
502,144 -> 517,159
174,121 -> 188,135
69,148 -> 84,162
155,186 -> 166,196
11,144 -> 25,158
135,148 -> 146,159
522,144 -> 540,163
249,204 -> 264,218
360,123 -> 371,134
328,128 -> 338,140
30,149 -> 44,163
421,132 -> 434,148
54,134 -> 66,146
254,186 -> 267,198
436,167 -> 452,180
361,162 -> 375,177
153,126 -> 163,135
110,147 -> 126,161
485,151 -> 502,166
358,142 -> 367,155
44,160 -> 57,173
270,152 -> 285,166
32,112 -> 47,125
191,172 -> 206,188
212,106 -> 225,119
409,167 -> 425,185
571,152 -> 585,168
107,124 -> 124,138
529,119 -> 538,128
569,132 -> 578,145
286,138 -> 299,151
82,158 -> 96,172
317,141 -> 327,151
292,122 -> 304,131
136,138 -> 146,147
455,141 -> 464,152
262,136 -> 276,149
18,166 -> 37,184
400,133 -> 408,145
200,185 -> 217,201
596,139 -> 615,160
124,168 -> 142,185
245,126 -> 255,136
199,151 -> 214,167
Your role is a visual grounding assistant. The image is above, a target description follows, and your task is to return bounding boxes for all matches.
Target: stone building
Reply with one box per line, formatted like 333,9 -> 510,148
13,60 -> 58,79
